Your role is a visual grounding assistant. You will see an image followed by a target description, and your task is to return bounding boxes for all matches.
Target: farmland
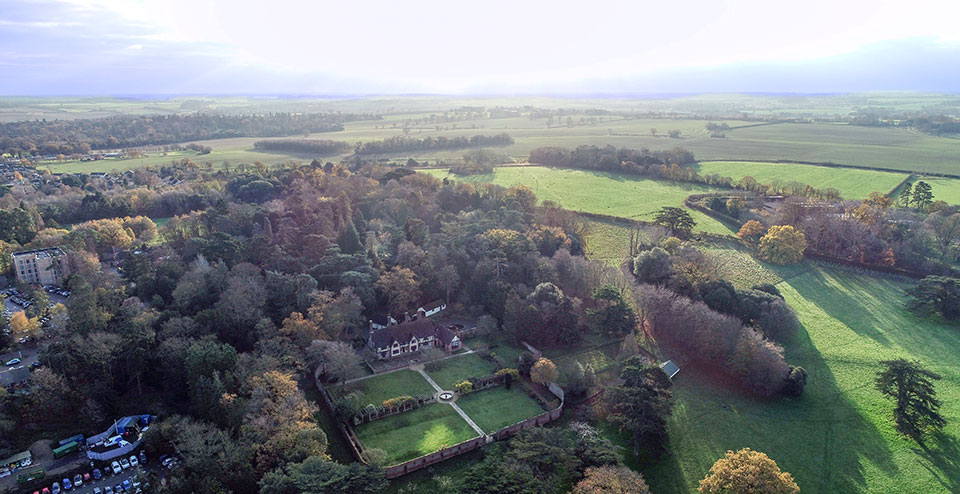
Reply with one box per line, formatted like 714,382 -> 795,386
422,166 -> 736,235
893,176 -> 960,205
695,161 -> 909,199
621,264 -> 960,494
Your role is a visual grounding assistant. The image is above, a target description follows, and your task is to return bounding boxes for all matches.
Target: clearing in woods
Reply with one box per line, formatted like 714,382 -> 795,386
422,166 -> 736,235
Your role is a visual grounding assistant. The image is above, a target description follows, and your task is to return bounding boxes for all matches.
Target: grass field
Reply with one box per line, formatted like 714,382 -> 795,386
338,369 -> 435,407
426,353 -> 499,390
455,385 -> 545,432
630,264 -> 960,494
891,176 -> 960,206
423,167 -> 736,235
355,402 -> 479,465
695,161 -> 909,199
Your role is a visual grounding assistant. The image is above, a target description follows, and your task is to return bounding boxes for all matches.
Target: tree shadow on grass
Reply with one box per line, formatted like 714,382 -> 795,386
914,434 -> 960,494
791,267 -> 893,346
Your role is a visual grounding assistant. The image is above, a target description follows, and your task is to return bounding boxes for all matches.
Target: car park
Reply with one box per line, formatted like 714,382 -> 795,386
119,457 -> 130,469
111,461 -> 122,474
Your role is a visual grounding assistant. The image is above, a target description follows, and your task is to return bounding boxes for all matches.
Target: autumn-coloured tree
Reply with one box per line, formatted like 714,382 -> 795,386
698,448 -> 799,494
737,220 -> 766,243
757,225 -> 807,264
374,266 -> 421,317
279,311 -> 321,348
9,311 -> 41,339
863,191 -> 893,209
530,357 -> 559,385
573,465 -> 651,494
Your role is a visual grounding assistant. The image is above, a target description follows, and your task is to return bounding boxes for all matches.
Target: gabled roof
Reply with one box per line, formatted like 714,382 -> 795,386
436,326 -> 457,345
369,319 -> 444,349
421,299 -> 445,311
370,313 -> 392,326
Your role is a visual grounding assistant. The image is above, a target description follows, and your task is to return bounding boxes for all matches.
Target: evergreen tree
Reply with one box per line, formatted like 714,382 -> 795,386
898,183 -> 912,207
876,359 -> 946,441
607,356 -> 673,457
337,220 -> 362,254
912,181 -> 934,210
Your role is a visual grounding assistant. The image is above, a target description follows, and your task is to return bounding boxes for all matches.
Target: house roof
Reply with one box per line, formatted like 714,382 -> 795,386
370,313 -> 392,326
369,319 -> 456,349
421,299 -> 444,312
660,360 -> 680,379
0,367 -> 30,387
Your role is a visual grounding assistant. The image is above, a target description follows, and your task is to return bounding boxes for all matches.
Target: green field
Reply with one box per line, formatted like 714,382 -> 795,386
695,161 -> 909,199
892,176 -> 960,206
355,402 -> 479,465
426,353 -> 499,390
455,385 -> 545,432
632,264 -> 960,494
423,167 -> 736,235
338,369 -> 435,408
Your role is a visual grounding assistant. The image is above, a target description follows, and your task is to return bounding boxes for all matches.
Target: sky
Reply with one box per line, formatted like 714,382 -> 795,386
1,0 -> 960,95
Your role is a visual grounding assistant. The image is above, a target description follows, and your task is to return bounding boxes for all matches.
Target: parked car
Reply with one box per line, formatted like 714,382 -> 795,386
51,483 -> 60,494
111,461 -> 122,475
122,480 -> 131,491
83,472 -> 91,483
129,455 -> 139,467
119,457 -> 130,469
73,473 -> 82,487
114,484 -> 123,493
138,451 -> 146,464
105,487 -> 114,494
93,468 -> 102,480
4,358 -> 20,366
93,488 -> 103,494
62,478 -> 72,490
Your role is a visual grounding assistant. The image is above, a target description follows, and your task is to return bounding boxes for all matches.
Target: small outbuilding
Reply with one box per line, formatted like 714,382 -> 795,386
660,360 -> 680,379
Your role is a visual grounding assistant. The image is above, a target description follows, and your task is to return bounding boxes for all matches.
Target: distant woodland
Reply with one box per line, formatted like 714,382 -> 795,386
0,112 -> 376,156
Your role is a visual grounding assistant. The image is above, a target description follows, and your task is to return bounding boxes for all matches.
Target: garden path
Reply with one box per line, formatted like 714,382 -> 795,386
416,366 -> 487,438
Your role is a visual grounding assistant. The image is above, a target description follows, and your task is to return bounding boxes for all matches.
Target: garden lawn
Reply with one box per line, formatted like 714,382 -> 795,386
355,403 -> 479,465
422,167 -> 736,235
633,264 -> 960,494
337,369 -> 434,408
425,353 -> 498,390
456,385 -> 546,432
695,161 -> 908,199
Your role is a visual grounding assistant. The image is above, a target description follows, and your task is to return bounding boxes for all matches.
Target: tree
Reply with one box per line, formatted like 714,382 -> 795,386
864,191 -> 893,209
588,285 -> 637,335
573,465 -> 651,494
530,357 -> 558,385
924,212 -> 960,260
632,247 -> 674,285
737,220 -> 766,243
607,356 -> 673,457
374,266 -> 421,317
898,183 -> 913,207
876,359 -> 946,441
906,276 -> 960,320
698,448 -> 799,494
308,340 -> 361,387
654,207 -> 695,238
757,225 -> 807,264
9,311 -> 40,340
912,181 -> 934,210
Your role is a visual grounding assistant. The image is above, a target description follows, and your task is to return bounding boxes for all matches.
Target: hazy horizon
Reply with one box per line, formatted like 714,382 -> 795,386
2,0 -> 960,96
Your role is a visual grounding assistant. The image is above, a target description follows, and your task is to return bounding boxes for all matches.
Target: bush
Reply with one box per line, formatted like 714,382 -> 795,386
783,366 -> 807,397
758,225 -> 807,265
382,395 -> 415,408
455,380 -> 473,395
518,351 -> 537,376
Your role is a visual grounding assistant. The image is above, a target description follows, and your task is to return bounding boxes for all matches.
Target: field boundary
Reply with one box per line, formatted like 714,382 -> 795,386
698,159 -> 960,179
